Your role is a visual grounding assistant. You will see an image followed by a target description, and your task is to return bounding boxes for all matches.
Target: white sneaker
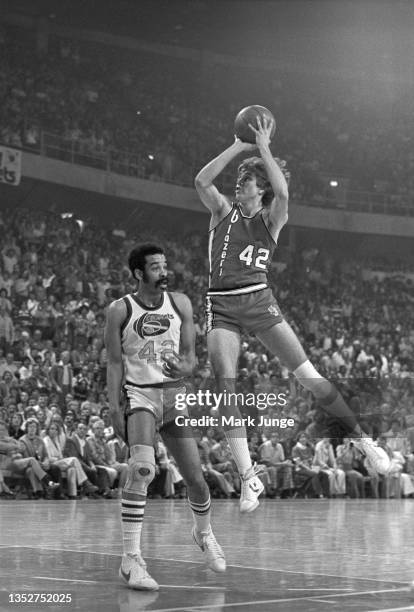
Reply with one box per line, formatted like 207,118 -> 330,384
240,466 -> 264,513
353,437 -> 390,475
119,553 -> 159,590
192,527 -> 226,573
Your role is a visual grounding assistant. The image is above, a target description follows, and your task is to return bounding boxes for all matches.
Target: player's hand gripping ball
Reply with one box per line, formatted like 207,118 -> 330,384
162,352 -> 180,378
234,105 -> 276,144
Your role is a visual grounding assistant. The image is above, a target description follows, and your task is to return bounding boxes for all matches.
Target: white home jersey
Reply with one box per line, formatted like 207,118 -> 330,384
121,292 -> 182,386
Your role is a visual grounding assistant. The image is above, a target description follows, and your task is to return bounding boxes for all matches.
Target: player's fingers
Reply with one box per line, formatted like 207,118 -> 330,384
163,352 -> 181,366
162,354 -> 175,364
248,123 -> 259,133
163,364 -> 175,378
162,363 -> 174,376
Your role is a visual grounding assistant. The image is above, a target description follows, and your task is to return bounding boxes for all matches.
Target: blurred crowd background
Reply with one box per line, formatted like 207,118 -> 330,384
1,22 -> 414,214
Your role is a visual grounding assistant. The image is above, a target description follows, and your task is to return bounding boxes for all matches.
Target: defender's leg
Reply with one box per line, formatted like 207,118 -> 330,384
119,410 -> 158,591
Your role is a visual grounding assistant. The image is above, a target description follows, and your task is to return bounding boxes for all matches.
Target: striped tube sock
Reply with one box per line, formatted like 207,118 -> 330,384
224,428 -> 252,476
188,495 -> 211,533
121,490 -> 146,556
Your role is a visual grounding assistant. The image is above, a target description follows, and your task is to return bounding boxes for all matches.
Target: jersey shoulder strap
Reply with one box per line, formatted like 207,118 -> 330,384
167,292 -> 183,321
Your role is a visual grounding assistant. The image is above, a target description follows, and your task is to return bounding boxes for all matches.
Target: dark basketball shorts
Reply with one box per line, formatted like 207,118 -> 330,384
205,287 -> 284,335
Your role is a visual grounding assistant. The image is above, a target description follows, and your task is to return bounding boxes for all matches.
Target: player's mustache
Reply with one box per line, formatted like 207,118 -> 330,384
155,277 -> 168,287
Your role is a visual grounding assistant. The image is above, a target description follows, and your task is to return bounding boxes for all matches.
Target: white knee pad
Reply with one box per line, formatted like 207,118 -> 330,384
124,445 -> 155,496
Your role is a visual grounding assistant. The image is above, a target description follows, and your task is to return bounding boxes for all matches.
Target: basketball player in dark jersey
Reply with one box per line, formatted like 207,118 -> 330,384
195,115 -> 389,513
105,244 -> 225,590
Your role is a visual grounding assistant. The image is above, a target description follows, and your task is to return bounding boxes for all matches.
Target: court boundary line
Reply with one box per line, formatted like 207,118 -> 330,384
5,547 -> 411,611
155,542 -> 402,561
7,545 -> 409,587
229,562 -> 409,585
32,576 -> 221,590
143,588 -> 409,612
33,576 -> 104,585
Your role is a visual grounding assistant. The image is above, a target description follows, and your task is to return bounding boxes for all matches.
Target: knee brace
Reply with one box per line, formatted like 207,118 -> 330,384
124,444 -> 155,496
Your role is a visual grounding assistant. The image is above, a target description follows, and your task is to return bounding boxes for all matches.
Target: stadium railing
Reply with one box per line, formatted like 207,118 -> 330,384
1,130 -> 413,217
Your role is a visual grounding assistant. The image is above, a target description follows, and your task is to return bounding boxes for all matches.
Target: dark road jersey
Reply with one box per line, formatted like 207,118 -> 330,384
208,204 -> 276,293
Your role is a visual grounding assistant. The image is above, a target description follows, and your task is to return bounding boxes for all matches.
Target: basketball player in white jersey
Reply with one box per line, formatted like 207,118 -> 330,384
105,244 -> 225,590
194,115 -> 390,513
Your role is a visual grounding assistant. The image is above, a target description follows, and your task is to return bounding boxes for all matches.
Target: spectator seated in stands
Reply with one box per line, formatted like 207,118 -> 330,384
0,371 -> 19,404
0,351 -> 19,378
62,409 -> 77,438
291,432 -> 327,498
259,432 -> 295,498
335,438 -> 365,498
384,419 -> 411,456
374,435 -> 414,499
107,432 -> 128,463
313,438 -> 346,498
43,421 -> 98,499
19,417 -> 64,498
0,419 -> 59,498
100,405 -> 114,440
49,351 -> 74,399
63,421 -> 108,496
86,419 -> 127,498
8,412 -> 25,439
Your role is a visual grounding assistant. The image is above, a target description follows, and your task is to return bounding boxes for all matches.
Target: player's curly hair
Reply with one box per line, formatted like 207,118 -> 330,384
128,243 -> 165,278
237,157 -> 290,207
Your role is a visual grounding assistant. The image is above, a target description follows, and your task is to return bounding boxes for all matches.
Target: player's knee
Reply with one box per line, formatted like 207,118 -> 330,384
124,445 -> 155,496
293,359 -> 323,382
293,360 -> 333,395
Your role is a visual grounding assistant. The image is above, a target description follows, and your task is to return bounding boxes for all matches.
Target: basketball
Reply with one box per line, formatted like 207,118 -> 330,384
234,105 -> 276,144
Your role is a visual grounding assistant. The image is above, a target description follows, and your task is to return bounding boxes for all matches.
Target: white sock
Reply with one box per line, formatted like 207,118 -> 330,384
224,427 -> 252,476
121,491 -> 146,556
188,495 -> 211,533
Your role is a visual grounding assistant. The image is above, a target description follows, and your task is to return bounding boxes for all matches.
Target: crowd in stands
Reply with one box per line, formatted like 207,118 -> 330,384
0,204 -> 412,501
1,24 -> 414,210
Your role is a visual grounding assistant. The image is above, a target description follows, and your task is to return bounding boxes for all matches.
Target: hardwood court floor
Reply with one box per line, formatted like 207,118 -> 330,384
1,498 -> 414,612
